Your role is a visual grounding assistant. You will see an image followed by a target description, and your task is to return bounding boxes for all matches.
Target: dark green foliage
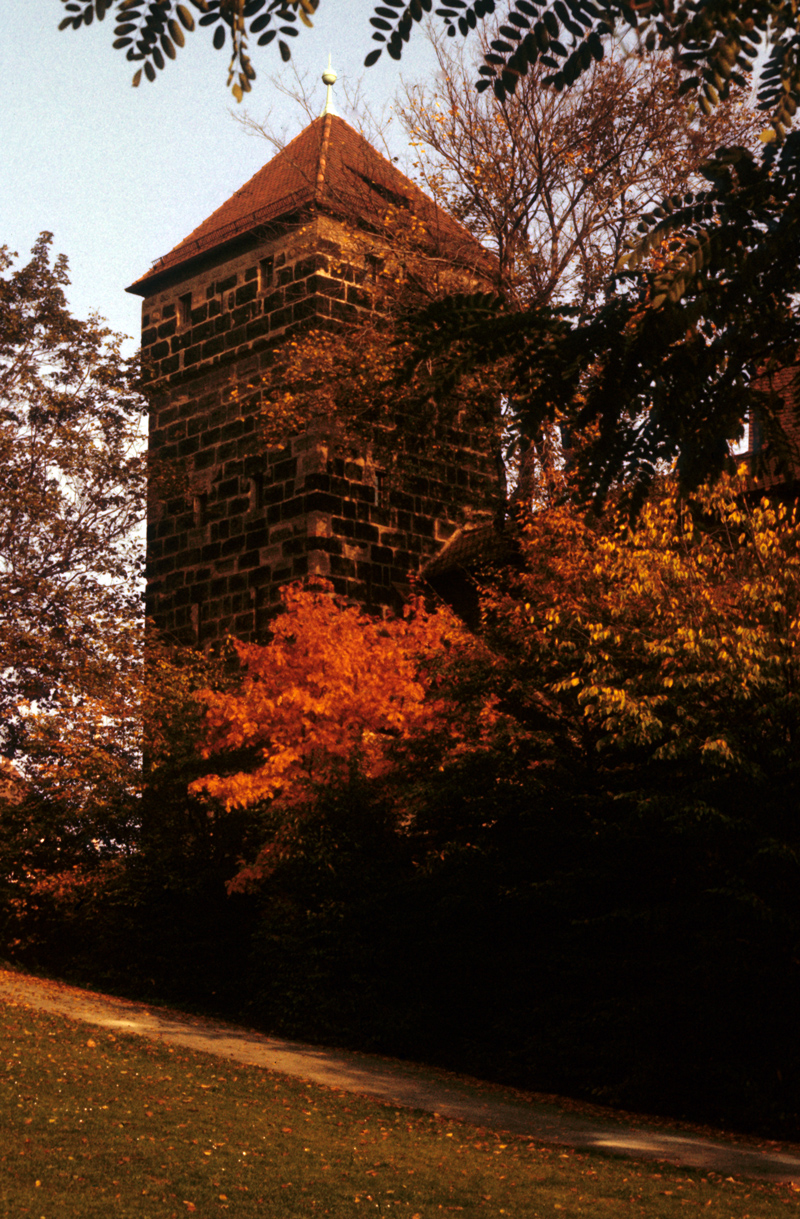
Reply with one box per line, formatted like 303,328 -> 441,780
402,133 -> 800,509
59,0 -> 317,99
376,2 -> 800,503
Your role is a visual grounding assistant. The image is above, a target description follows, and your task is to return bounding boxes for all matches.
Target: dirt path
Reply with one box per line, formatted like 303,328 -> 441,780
2,967 -> 799,1185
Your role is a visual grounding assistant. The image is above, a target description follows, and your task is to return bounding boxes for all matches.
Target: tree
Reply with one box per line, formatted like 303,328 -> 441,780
414,471 -> 800,1129
400,34 -> 760,307
406,132 -> 800,513
0,234 -> 146,811
60,1 -> 800,504
185,467 -> 800,916
189,578 -> 469,889
385,5 -> 800,504
0,235 -> 153,971
180,471 -> 800,1130
0,631 -> 258,996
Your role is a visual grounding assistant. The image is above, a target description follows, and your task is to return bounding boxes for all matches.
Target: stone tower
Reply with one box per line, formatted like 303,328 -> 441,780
128,106 -> 501,646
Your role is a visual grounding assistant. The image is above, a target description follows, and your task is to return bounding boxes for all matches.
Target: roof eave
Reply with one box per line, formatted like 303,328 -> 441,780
126,194 -> 317,296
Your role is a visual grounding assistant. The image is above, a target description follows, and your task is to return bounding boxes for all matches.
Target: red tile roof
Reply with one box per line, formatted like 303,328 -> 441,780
128,115 -> 495,292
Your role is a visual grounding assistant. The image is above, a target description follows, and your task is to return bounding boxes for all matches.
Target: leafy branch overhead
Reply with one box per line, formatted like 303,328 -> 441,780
382,11 -> 800,503
58,0 -> 319,102
366,0 -> 800,137
58,0 -> 800,136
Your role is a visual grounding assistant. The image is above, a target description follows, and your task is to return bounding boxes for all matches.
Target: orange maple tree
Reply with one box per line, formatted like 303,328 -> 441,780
189,579 -> 476,889
188,469 -> 800,904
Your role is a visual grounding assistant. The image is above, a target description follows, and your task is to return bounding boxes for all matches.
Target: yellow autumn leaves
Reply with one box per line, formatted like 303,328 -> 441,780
189,470 -> 800,894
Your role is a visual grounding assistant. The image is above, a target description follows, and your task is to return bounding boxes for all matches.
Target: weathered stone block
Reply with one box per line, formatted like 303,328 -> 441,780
225,325 -> 248,350
191,319 -> 216,345
306,490 -> 343,515
163,569 -> 185,591
246,316 -> 270,342
330,555 -> 357,578
248,565 -> 272,588
292,298 -> 316,324
346,283 -> 370,307
236,282 -> 258,306
294,256 -> 316,280
269,306 -> 292,331
220,534 -> 246,558
354,521 -> 380,543
262,288 -> 284,313
332,516 -> 356,539
231,305 -> 256,330
330,299 -> 359,323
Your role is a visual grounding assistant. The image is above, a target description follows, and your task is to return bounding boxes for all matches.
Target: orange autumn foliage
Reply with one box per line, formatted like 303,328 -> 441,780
190,580 -> 466,815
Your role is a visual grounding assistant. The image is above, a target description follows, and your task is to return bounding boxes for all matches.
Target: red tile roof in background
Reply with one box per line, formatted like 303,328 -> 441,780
128,115 -> 495,292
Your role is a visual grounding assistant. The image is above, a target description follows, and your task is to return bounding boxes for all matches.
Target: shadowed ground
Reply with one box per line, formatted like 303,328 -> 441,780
1,967 -> 798,1184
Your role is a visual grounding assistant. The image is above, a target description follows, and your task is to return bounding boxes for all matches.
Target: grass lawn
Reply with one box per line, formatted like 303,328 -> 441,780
1,998 -> 798,1218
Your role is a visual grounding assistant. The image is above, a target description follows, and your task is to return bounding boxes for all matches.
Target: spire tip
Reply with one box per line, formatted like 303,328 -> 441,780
321,54 -> 338,117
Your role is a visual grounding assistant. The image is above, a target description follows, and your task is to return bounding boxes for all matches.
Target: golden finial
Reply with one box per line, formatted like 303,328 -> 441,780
320,54 -> 338,117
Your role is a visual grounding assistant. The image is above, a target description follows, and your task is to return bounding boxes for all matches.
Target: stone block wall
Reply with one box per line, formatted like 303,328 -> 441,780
745,364 -> 800,495
140,209 -> 501,645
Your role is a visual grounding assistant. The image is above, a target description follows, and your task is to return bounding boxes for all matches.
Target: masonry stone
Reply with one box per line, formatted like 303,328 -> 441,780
129,114 -> 502,647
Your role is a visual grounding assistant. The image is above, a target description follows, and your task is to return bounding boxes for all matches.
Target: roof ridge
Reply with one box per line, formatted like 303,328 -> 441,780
127,113 -> 496,293
314,112 -> 333,203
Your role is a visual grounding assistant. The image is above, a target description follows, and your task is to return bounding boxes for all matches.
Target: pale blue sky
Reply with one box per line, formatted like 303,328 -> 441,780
1,2 -> 443,348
